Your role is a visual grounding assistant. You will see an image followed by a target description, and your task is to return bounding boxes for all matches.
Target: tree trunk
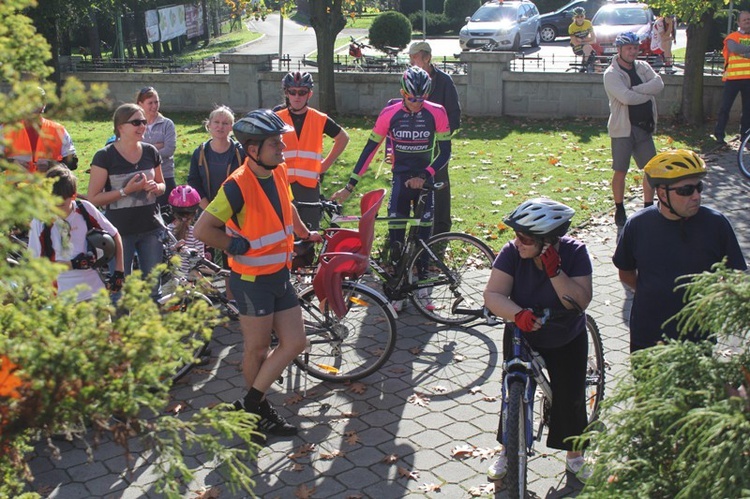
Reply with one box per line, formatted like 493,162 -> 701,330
309,1 -> 347,115
680,10 -> 713,125
202,0 -> 211,46
87,9 -> 102,59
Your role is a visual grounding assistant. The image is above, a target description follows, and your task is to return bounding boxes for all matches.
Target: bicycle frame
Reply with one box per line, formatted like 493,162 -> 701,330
501,320 -> 553,454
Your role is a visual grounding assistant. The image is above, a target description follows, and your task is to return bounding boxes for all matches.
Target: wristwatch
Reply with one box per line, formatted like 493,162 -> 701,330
119,188 -> 127,198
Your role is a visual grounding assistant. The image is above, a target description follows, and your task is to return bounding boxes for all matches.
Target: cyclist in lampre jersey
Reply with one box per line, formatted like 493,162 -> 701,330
332,66 -> 451,277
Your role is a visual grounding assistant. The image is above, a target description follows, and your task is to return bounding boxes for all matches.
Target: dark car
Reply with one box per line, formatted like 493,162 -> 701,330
539,0 -> 604,43
591,2 -> 654,57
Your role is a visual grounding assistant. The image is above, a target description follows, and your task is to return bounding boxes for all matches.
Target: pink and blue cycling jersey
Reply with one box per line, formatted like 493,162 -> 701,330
348,100 -> 451,184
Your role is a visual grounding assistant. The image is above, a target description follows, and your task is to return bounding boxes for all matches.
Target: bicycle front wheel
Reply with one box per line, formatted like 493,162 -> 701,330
739,133 -> 750,180
296,282 -> 397,382
585,314 -> 606,424
505,380 -> 528,499
407,232 -> 495,324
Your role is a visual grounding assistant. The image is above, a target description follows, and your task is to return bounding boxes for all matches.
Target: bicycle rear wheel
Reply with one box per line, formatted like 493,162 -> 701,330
738,133 -> 750,180
505,379 -> 528,499
407,232 -> 495,324
161,292 -> 213,383
585,314 -> 605,423
296,282 -> 397,382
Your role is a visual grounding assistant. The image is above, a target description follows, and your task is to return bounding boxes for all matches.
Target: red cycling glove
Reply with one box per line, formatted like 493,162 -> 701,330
539,244 -> 561,278
514,309 -> 538,332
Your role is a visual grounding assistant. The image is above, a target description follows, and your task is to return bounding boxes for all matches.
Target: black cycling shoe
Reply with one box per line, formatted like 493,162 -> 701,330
257,399 -> 298,436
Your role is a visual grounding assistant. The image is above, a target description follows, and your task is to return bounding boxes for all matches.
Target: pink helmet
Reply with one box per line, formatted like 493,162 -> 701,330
168,185 -> 201,214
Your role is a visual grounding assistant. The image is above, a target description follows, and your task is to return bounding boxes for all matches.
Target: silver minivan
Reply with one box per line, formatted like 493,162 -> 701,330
459,0 -> 542,51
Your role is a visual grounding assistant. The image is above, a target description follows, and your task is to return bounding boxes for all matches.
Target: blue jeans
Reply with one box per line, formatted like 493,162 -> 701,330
111,227 -> 164,301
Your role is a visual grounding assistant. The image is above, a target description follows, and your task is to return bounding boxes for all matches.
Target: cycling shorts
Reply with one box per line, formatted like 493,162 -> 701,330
229,268 -> 299,317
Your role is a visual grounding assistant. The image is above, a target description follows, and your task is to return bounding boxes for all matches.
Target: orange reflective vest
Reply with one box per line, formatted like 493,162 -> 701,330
224,161 -> 295,276
3,118 -> 66,173
723,31 -> 750,81
276,108 -> 327,188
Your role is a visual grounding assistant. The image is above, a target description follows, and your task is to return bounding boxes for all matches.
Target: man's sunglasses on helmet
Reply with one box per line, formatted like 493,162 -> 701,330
287,89 -> 310,97
405,94 -> 426,103
515,231 -> 538,246
665,180 -> 704,197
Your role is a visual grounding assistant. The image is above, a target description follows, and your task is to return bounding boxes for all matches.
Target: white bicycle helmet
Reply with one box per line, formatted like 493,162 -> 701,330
504,198 -> 575,238
233,109 -> 293,145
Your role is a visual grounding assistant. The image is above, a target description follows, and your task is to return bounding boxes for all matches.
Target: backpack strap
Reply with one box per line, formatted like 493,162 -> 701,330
75,200 -> 102,232
199,140 -> 211,197
40,224 -> 55,261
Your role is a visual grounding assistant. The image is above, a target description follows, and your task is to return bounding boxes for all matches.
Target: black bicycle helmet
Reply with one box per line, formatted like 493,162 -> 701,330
232,109 -> 293,145
282,71 -> 314,89
401,66 -> 432,98
86,229 -> 116,268
504,198 -> 575,238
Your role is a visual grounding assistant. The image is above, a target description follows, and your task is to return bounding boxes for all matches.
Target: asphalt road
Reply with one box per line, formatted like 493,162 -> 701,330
240,13 -> 687,74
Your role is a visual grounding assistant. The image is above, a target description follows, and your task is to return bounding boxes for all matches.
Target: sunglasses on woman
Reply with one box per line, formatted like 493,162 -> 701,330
286,89 -> 310,97
515,231 -> 539,246
665,180 -> 703,197
126,119 -> 148,127
405,94 -> 426,103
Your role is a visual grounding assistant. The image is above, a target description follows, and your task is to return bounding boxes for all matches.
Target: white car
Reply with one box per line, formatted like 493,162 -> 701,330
459,0 -> 542,51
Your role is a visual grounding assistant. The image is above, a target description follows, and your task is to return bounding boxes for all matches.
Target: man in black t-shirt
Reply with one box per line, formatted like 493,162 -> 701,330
603,32 -> 664,228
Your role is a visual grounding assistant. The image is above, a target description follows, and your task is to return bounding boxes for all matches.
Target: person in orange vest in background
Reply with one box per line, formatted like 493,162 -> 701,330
274,72 -> 349,232
0,87 -> 78,173
194,109 -> 322,438
713,10 -> 750,146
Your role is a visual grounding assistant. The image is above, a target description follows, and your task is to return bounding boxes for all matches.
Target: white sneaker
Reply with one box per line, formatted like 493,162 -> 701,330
416,289 -> 436,311
391,300 -> 404,313
487,454 -> 507,480
566,455 -> 593,483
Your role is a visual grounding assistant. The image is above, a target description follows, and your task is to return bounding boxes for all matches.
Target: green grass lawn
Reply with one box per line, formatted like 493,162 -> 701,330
64,111 -> 710,249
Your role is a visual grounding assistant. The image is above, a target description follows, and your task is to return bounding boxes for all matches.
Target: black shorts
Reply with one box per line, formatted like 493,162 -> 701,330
229,268 -> 298,317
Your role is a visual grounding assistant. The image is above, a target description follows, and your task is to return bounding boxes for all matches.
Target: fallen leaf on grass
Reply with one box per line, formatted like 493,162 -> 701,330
348,382 -> 367,394
398,466 -> 420,480
468,483 -> 496,496
419,482 -> 444,492
295,484 -> 316,498
407,392 -> 430,407
382,453 -> 399,464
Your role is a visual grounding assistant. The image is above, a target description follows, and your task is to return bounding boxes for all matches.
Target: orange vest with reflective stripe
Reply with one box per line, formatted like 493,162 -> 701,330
723,31 -> 750,81
276,108 -> 327,188
3,118 -> 66,173
225,161 -> 295,276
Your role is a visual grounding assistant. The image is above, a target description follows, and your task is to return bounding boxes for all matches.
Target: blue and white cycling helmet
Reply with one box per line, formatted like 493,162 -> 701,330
233,109 -> 293,145
615,32 -> 640,47
401,66 -> 432,98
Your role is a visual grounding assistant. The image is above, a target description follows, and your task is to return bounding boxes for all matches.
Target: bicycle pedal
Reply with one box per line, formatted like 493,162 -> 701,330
276,375 -> 284,386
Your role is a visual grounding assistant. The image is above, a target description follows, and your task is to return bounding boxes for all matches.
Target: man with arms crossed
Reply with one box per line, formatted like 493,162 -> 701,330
603,32 -> 663,228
